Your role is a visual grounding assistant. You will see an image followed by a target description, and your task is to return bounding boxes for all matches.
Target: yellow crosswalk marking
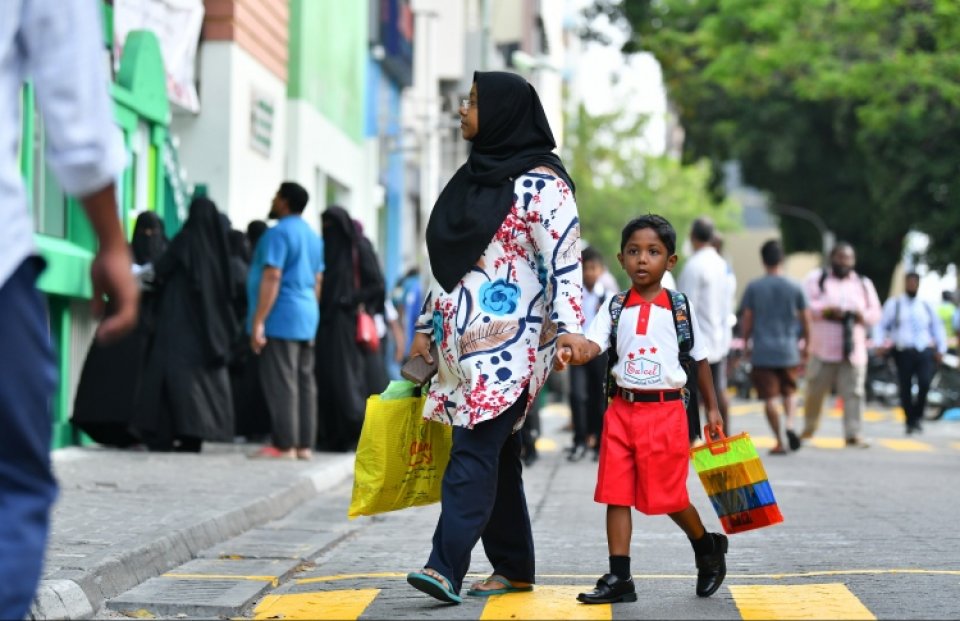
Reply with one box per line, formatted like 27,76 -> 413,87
536,438 -> 559,452
480,586 -> 610,620
730,404 -> 761,416
809,437 -> 846,449
750,436 -> 777,448
730,583 -> 875,620
893,407 -> 906,422
253,589 -> 379,620
951,442 -> 960,451
828,408 -> 843,419
877,439 -> 934,452
862,410 -> 887,423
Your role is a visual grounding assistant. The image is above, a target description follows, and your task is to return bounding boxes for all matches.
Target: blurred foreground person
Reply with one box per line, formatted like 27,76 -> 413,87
0,1 -> 138,616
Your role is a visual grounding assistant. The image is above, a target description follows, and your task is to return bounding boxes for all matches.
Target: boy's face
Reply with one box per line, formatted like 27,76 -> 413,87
617,228 -> 677,291
582,259 -> 603,290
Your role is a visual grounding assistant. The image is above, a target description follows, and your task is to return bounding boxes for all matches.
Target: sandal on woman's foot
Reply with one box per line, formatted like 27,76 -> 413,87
467,574 -> 534,597
406,568 -> 462,604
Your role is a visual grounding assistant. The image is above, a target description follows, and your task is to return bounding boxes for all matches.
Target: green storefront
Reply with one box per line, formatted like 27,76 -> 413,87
20,18 -> 187,448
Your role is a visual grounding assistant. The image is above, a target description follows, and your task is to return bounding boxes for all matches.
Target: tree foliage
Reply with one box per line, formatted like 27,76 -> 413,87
586,0 -> 960,297
565,103 -> 740,286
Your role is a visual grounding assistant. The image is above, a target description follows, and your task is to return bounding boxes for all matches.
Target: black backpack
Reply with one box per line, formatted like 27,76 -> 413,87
606,288 -> 696,407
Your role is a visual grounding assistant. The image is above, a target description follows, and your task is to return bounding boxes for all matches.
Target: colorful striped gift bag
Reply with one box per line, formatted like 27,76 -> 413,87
690,426 -> 783,534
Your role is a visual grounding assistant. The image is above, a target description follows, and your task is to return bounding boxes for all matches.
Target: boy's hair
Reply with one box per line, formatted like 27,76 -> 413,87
278,181 -> 309,214
620,215 -> 676,256
760,239 -> 784,267
581,245 -> 604,265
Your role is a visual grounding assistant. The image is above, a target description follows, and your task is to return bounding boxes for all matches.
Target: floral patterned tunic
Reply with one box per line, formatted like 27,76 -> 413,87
416,171 -> 583,430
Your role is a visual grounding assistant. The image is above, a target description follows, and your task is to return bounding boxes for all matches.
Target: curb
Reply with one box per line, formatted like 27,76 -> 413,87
29,455 -> 355,620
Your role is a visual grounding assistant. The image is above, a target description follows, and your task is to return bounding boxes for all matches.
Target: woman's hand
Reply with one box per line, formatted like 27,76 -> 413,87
409,332 -> 434,364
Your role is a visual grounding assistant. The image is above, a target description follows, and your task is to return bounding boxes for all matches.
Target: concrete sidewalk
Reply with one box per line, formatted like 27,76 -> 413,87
29,444 -> 355,620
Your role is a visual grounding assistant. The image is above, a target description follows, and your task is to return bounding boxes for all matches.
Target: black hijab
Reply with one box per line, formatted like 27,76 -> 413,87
131,211 -> 167,266
166,197 -> 237,364
320,206 -> 360,316
425,71 -> 575,292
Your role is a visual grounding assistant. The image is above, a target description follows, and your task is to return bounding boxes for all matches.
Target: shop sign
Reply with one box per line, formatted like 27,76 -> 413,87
250,90 -> 275,157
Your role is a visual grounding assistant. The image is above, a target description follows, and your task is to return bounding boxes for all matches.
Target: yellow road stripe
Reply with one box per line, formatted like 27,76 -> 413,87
295,568 -> 960,584
809,437 -> 846,449
730,583 -> 875,620
951,442 -> 960,451
862,410 -> 887,423
828,408 -> 843,419
877,439 -> 934,452
750,436 -> 777,448
161,573 -> 279,587
253,589 -> 379,620
893,407 -> 906,422
536,437 -> 559,452
730,404 -> 761,416
480,586 -> 610,620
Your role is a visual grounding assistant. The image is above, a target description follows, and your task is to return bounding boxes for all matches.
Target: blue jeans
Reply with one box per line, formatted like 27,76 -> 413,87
0,258 -> 58,618
425,390 -> 535,593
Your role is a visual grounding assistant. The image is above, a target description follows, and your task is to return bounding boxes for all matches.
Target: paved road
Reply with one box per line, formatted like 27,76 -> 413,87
104,396 -> 960,619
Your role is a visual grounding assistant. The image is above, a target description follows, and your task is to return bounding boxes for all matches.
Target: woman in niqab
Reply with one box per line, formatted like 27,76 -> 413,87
72,211 -> 167,447
132,197 -> 238,452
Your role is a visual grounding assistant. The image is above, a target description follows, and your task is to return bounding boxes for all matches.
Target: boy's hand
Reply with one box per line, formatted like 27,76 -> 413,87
555,333 -> 593,368
706,409 -> 724,439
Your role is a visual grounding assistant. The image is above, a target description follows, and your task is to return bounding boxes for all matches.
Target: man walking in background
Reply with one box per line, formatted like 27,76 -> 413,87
249,182 -> 325,460
878,272 -> 947,435
740,241 -> 810,454
679,217 -> 731,437
801,242 -> 882,447
0,1 -> 139,615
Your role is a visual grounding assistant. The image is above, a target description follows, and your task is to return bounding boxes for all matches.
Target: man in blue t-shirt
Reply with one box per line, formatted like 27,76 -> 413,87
248,182 -> 324,459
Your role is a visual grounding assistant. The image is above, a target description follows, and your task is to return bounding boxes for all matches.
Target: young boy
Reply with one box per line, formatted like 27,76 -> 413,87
567,246 -> 612,462
557,215 -> 727,604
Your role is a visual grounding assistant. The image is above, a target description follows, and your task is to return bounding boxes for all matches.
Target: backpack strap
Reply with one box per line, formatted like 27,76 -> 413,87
666,288 -> 696,408
604,290 -> 629,400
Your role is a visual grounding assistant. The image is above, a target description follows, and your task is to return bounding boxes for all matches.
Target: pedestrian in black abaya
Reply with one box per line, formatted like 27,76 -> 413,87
315,206 -> 385,452
132,198 -> 238,452
72,211 -> 167,447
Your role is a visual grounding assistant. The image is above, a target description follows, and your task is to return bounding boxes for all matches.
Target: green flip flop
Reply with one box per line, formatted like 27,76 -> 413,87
406,570 -> 462,604
466,574 -> 534,597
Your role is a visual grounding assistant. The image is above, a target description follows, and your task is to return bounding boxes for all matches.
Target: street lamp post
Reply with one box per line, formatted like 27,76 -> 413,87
772,203 -> 835,266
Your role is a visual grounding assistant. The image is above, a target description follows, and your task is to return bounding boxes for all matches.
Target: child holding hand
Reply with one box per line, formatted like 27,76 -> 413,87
557,215 -> 727,604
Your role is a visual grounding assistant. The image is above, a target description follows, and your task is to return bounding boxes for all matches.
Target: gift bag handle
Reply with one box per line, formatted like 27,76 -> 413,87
702,425 -> 729,455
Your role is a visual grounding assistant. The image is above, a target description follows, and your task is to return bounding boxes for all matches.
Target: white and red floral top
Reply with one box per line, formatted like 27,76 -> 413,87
416,171 -> 583,430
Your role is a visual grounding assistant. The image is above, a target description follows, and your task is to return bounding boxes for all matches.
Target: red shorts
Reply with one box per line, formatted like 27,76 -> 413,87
595,395 -> 691,514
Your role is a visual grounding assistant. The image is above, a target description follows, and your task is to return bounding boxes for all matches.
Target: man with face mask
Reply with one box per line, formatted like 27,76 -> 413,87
801,243 -> 882,446
878,272 -> 947,435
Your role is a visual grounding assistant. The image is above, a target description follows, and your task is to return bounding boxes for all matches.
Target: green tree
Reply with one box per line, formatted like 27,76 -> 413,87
566,103 -> 740,287
587,0 -> 960,297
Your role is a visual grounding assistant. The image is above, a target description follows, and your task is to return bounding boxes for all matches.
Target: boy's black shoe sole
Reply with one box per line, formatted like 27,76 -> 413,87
695,533 -> 728,597
577,573 -> 637,604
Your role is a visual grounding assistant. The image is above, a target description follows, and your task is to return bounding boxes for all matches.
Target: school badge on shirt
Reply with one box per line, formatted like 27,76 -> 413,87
624,347 -> 662,385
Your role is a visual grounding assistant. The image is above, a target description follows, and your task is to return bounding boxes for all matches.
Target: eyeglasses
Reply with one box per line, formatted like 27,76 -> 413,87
459,98 -> 476,110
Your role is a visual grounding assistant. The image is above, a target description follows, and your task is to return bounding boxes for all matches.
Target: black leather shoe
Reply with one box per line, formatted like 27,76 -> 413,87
577,573 -> 637,604
695,533 -> 728,597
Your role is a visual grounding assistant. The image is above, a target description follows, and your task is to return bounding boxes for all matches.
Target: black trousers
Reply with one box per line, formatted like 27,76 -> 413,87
893,348 -> 936,429
569,354 -> 608,446
426,390 -> 534,593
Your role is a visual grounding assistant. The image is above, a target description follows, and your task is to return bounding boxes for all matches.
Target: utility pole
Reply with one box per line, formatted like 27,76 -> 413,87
412,1 -> 441,259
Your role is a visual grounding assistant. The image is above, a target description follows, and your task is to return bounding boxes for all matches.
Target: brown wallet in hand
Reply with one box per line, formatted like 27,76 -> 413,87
401,343 -> 439,385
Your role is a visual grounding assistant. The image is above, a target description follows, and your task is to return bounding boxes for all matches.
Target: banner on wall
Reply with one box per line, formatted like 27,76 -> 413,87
114,0 -> 205,112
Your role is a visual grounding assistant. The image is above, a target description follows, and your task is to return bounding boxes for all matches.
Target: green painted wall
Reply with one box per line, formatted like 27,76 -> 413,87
288,0 -> 368,144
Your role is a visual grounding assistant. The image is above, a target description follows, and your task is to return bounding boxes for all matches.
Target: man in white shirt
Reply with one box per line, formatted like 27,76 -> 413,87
0,2 -> 138,616
878,272 -> 947,435
678,218 -> 731,436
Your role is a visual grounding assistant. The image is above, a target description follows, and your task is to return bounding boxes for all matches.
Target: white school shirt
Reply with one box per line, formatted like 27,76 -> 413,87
0,0 -> 126,287
586,288 -> 708,391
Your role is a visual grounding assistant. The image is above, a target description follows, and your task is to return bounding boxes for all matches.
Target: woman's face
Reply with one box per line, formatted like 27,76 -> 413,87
459,83 -> 479,141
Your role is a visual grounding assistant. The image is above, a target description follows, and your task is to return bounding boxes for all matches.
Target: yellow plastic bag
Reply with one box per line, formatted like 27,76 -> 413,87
347,387 -> 452,518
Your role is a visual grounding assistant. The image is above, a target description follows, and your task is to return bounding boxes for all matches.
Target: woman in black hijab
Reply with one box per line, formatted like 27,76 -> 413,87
132,197 -> 238,452
72,211 -> 168,447
314,205 -> 386,451
404,72 -> 585,603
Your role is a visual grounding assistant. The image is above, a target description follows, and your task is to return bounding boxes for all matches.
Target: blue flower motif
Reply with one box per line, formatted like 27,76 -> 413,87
536,257 -> 549,290
479,279 -> 521,316
432,311 -> 444,345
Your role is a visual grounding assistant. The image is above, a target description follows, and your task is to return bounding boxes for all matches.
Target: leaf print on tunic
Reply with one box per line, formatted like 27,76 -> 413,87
479,278 -> 521,316
461,319 -> 523,357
